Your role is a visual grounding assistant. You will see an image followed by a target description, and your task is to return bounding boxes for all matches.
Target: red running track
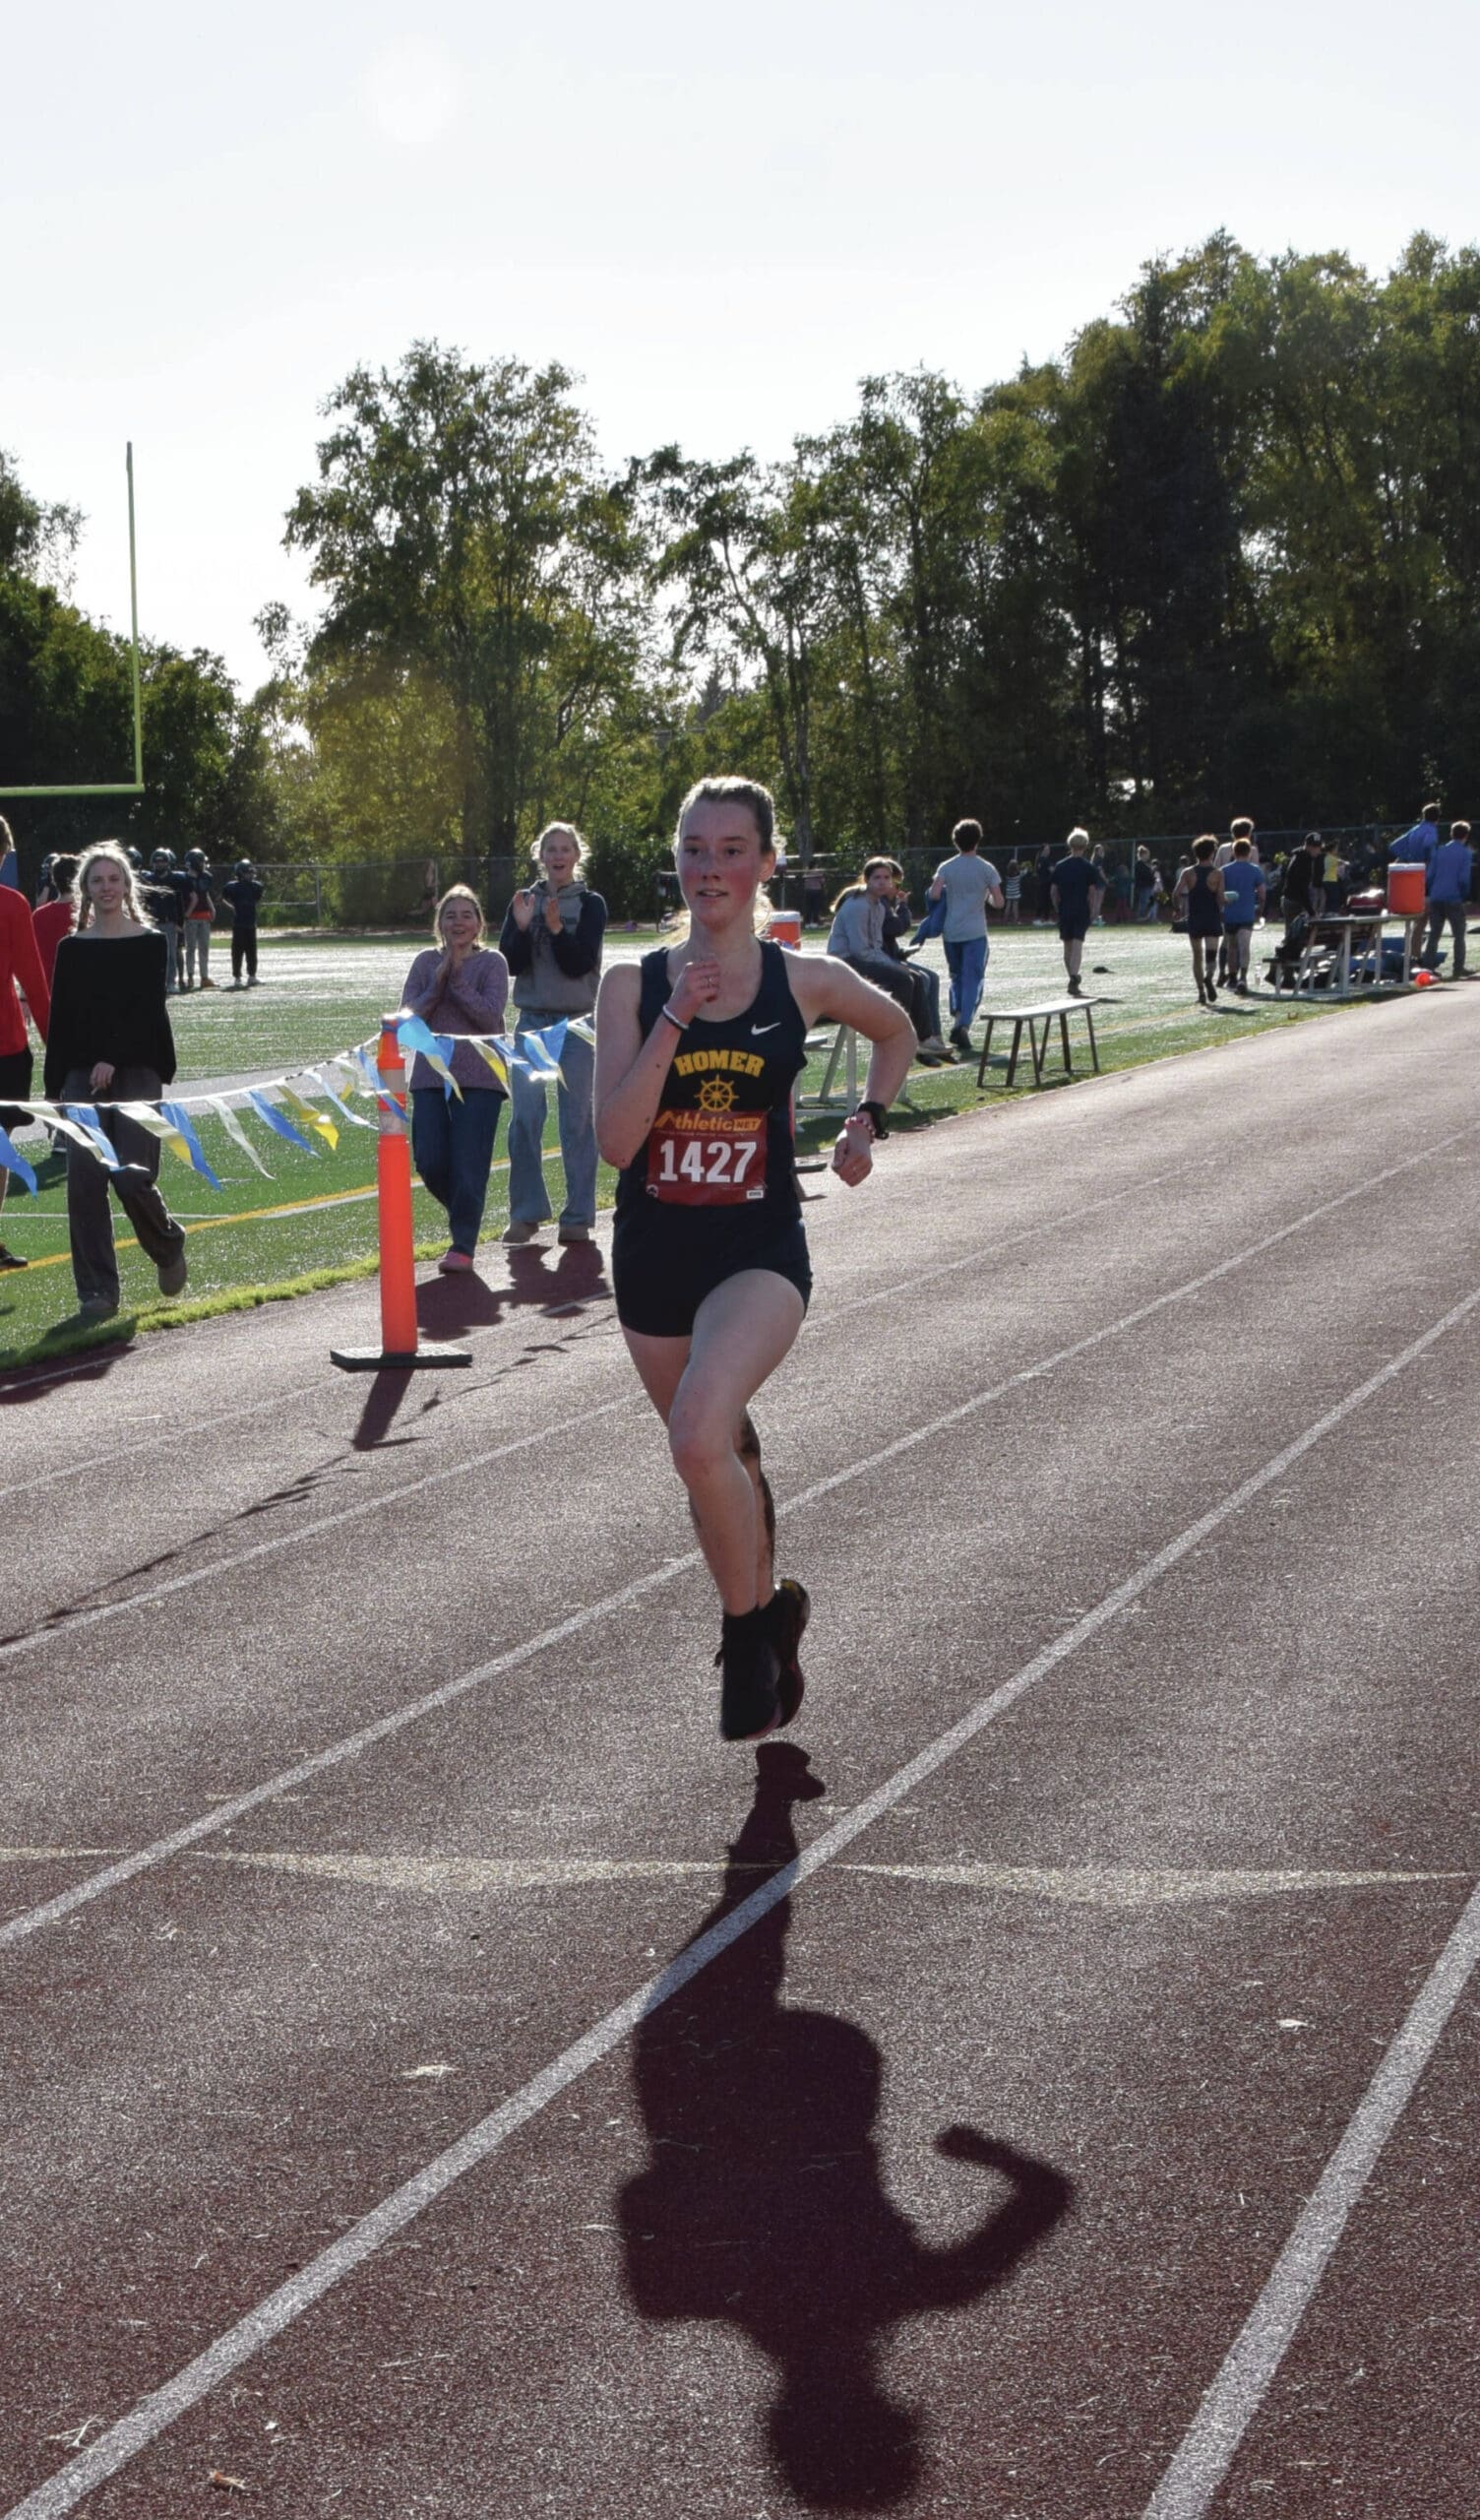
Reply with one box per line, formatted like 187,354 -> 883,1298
2,985 -> 1479,2518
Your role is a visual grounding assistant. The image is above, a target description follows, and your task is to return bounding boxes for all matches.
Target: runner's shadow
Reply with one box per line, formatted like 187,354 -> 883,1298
619,1744 -> 1073,2508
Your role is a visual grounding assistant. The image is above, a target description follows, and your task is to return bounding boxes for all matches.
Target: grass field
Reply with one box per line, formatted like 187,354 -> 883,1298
0,920 -> 1362,1370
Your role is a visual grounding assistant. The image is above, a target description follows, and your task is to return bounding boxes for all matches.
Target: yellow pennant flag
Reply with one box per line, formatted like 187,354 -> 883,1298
280,1084 -> 339,1153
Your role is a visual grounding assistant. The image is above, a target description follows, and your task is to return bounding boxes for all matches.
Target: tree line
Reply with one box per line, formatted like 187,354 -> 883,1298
6,230 -> 1480,912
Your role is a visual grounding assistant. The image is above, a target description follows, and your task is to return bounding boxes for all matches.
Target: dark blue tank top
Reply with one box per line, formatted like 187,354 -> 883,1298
615,943 -> 807,1228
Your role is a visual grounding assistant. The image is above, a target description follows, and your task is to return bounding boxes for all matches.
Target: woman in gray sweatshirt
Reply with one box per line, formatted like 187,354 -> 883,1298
498,822 -> 607,1242
827,860 -> 947,1062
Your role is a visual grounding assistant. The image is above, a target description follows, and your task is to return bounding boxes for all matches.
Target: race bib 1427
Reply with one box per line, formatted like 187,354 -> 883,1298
647,1107 -> 768,1204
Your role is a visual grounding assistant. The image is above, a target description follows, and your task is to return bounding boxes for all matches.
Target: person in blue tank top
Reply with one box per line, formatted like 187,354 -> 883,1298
595,777 -> 916,1744
1218,839 -> 1265,995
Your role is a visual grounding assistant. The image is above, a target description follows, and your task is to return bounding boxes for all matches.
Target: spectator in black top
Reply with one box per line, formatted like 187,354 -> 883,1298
146,848 -> 182,992
880,859 -> 947,1046
1049,829 -> 1105,996
1281,833 -> 1326,928
45,842 -> 188,1322
222,859 -> 265,986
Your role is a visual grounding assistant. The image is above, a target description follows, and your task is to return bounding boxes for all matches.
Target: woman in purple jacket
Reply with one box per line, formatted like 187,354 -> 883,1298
400,886 -> 510,1272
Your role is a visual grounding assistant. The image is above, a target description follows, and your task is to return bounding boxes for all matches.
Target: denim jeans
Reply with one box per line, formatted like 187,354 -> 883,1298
507,1018 -> 596,1229
411,1086 -> 504,1253
944,934 -> 988,1031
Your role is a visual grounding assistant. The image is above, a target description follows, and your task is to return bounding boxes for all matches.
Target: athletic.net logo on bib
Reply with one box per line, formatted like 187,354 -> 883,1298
647,1105 -> 768,1204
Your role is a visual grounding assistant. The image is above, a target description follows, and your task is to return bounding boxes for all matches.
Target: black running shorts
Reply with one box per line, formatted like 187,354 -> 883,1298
612,1217 -> 812,1340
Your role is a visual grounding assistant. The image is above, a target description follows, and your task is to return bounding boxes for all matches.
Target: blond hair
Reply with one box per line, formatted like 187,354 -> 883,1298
431,882 -> 485,942
75,840 -> 153,929
532,821 -> 587,877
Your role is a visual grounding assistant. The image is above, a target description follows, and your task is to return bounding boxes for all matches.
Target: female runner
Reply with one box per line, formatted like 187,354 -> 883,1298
594,777 -> 915,1741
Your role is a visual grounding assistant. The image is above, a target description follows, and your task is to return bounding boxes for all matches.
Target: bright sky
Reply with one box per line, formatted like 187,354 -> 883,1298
8,0 -> 1477,697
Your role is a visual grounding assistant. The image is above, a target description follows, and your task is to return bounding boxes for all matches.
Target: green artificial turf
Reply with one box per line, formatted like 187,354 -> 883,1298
0,920 -> 1369,1369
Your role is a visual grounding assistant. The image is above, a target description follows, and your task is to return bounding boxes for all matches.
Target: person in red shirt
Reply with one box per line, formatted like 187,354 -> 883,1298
31,853 -> 78,986
0,875 -> 51,1269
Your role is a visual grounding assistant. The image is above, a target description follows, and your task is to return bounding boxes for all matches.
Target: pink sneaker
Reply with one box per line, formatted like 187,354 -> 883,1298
437,1248 -> 474,1274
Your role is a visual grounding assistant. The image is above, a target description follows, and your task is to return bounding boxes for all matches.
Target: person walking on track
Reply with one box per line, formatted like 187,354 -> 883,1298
1049,829 -> 1104,996
1172,837 -> 1227,1005
594,776 -> 915,1743
0,867 -> 50,1271
401,884 -> 511,1272
499,822 -> 606,1246
44,841 -> 187,1321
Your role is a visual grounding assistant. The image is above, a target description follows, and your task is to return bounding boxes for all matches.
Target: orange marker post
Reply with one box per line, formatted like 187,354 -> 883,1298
330,1020 -> 472,1372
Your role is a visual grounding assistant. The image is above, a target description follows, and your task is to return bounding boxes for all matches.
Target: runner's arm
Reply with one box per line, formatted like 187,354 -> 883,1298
594,958 -> 717,1168
787,954 -> 916,1109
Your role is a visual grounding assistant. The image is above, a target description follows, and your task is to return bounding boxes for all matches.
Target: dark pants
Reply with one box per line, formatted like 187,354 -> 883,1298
843,953 -> 933,1041
411,1086 -> 505,1254
60,1065 -> 186,1306
1424,902 -> 1467,976
230,925 -> 259,980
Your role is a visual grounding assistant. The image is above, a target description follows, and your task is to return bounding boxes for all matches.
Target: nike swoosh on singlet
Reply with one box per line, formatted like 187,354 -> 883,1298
751,1021 -> 780,1035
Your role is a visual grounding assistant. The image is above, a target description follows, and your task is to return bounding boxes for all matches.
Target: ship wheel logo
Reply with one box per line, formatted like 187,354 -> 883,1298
698,1076 -> 737,1113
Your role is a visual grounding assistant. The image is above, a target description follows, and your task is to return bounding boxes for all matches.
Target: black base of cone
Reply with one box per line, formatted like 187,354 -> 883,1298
330,1343 -> 473,1372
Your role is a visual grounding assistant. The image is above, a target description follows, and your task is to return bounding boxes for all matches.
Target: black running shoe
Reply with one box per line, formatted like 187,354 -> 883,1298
771,1579 -> 811,1728
715,1606 -> 780,1741
0,1244 -> 27,1271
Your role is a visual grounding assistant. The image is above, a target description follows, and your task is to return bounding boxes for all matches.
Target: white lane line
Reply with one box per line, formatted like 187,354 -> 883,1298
1141,1874 -> 1480,2520
0,1155 -> 1194,1513
8,1280 -> 1480,2520
5,1215 -> 1480,1964
0,1380 -> 342,1507
193,1851 -> 1472,1906
1,1121 -> 1473,1671
0,1393 -> 641,1668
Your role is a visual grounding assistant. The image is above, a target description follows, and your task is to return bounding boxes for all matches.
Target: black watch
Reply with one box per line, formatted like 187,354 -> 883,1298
851,1099 -> 890,1142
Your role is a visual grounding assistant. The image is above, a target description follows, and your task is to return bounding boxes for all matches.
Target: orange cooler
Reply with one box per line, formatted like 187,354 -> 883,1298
1388,862 -> 1426,915
768,909 -> 803,950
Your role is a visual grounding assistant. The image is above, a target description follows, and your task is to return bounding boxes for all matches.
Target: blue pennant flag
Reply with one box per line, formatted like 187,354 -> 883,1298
396,1015 -> 462,1099
247,1089 -> 316,1154
63,1103 -> 124,1171
0,1123 -> 37,1194
160,1102 -> 223,1189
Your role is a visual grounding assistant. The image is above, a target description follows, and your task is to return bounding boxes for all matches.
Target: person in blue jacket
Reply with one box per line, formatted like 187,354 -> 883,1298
1422,821 -> 1473,976
1390,803 -> 1440,875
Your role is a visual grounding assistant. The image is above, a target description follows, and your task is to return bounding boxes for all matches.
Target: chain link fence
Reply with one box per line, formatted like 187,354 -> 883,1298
253,827 -> 1432,932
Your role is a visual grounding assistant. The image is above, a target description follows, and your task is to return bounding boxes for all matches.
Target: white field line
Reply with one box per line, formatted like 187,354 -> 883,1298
0,1122 -> 1472,1670
0,1155 -> 1199,1510
8,1277 -> 1480,2520
1141,1873 -> 1480,2520
1,1138 -> 1476,1954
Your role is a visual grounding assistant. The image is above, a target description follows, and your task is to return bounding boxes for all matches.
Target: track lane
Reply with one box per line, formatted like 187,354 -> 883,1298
5,1259 -> 1480,2515
4,989 -> 1479,2516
